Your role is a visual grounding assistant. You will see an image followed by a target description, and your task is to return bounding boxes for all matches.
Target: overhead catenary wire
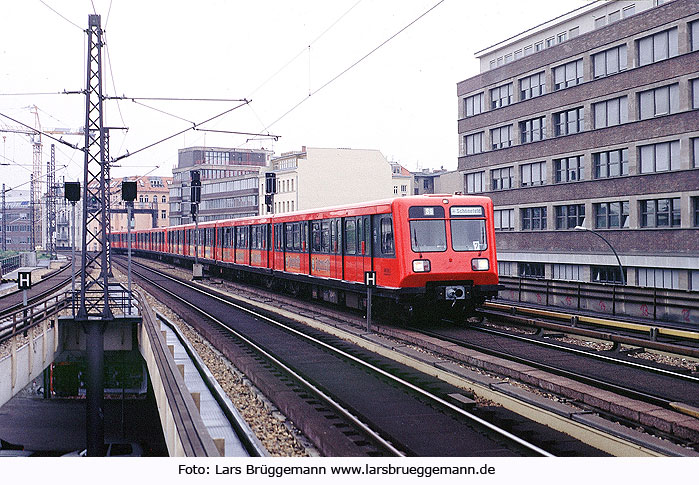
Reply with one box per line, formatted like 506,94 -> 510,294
38,0 -> 83,31
246,0 -> 364,99
258,0 -> 445,134
0,110 -> 82,150
112,100 -> 251,162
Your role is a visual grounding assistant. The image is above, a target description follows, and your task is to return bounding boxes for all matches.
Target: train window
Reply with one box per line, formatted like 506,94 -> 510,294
345,219 -> 356,254
451,219 -> 487,251
292,223 -> 300,250
410,219 -> 447,252
311,221 -> 321,252
285,224 -> 293,250
321,221 -> 331,253
380,217 -> 395,255
302,222 -> 308,251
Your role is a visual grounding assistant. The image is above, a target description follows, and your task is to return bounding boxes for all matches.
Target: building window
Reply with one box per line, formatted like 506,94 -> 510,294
520,262 -> 545,278
491,167 -> 513,191
464,132 -> 484,155
608,10 -> 620,23
594,148 -> 629,178
494,208 -> 514,231
162,195 -> 166,203
519,116 -> 546,143
514,50 -> 522,60
593,96 -> 628,128
423,179 -> 430,190
638,28 -> 678,66
639,140 -> 680,173
393,185 -> 398,195
504,53 -> 513,64
694,138 -> 699,168
693,197 -> 699,226
637,268 -> 679,289
491,125 -> 512,149
639,84 -> 679,119
553,263 -> 582,281
521,161 -> 547,187
161,210 -> 167,219
569,27 -> 579,39
557,32 -> 567,43
692,79 -> 699,109
521,207 -> 547,230
545,37 -> 555,48
692,21 -> 699,51
554,155 -> 584,183
594,16 -> 606,29
466,172 -> 485,194
553,59 -> 583,90
591,265 -> 625,285
534,41 -> 543,52
622,5 -> 635,18
594,201 -> 629,229
555,204 -> 585,229
640,198 -> 681,227
464,92 -> 484,117
490,84 -> 513,109
554,107 -> 584,136
519,72 -> 546,100
523,45 -> 533,56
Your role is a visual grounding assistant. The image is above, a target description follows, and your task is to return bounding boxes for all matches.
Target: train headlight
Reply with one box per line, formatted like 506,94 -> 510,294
412,260 -> 431,272
471,258 -> 490,271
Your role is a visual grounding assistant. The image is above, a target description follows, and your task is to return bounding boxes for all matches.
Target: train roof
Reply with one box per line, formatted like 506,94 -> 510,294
109,194 -> 494,234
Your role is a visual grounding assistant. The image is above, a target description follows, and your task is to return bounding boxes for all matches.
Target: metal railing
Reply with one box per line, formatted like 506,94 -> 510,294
0,254 -> 21,277
498,276 -> 699,326
0,291 -> 70,344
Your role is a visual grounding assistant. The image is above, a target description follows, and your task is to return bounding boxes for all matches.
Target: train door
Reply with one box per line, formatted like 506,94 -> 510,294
343,218 -> 357,281
330,218 -> 341,279
360,215 -> 372,276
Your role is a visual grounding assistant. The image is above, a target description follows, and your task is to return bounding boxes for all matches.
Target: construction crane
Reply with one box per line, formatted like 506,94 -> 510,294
0,105 -> 83,249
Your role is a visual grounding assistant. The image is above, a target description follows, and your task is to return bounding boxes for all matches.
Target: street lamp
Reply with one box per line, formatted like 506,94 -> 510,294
574,225 -> 626,285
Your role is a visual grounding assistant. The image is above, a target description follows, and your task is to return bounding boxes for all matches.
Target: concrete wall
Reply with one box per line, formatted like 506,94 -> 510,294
0,321 -> 57,408
298,147 -> 394,210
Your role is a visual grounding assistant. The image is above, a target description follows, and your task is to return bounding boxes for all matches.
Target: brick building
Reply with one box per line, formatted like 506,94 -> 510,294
457,0 -> 699,289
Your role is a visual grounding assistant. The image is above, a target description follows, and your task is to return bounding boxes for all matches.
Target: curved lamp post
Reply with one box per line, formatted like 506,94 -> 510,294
574,225 -> 626,285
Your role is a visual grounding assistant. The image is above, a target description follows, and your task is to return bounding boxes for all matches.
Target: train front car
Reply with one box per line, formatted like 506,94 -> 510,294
392,195 -> 501,323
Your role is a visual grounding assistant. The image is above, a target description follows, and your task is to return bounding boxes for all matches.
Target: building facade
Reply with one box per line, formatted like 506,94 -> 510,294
258,147 -> 395,215
1,200 -> 32,251
109,176 -> 173,232
169,147 -> 271,224
457,0 -> 699,290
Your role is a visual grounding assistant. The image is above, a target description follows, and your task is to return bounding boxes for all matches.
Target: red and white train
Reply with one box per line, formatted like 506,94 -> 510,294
110,194 -> 502,323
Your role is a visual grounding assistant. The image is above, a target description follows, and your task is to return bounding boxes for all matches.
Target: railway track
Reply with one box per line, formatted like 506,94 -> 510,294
0,259 -> 77,318
114,255 -> 611,457
483,302 -> 699,357
411,322 -> 699,419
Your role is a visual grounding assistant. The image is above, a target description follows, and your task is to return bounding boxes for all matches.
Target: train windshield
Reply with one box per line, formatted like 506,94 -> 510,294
450,219 -> 487,251
410,220 -> 447,252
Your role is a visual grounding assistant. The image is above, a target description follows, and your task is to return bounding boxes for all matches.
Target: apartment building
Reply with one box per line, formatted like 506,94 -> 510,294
457,0 -> 699,289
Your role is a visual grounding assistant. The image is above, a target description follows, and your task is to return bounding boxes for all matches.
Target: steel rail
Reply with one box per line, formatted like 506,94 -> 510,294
413,325 -> 691,410
119,259 -> 406,457
474,322 -> 699,384
124,258 -> 553,457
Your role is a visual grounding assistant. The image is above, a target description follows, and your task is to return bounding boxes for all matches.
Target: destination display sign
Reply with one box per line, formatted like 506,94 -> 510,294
450,206 -> 484,217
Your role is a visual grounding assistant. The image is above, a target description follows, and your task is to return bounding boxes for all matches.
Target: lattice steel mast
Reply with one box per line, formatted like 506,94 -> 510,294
78,14 -> 112,321
46,144 -> 57,259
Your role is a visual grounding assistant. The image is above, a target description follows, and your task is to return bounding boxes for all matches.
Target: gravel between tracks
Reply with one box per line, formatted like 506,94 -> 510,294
113,269 -> 316,457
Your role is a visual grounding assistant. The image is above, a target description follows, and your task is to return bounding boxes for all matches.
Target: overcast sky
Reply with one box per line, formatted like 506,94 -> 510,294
0,0 -> 592,194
